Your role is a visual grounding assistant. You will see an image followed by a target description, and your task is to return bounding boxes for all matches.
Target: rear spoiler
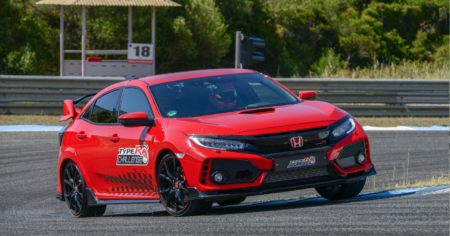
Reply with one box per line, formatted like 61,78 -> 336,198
59,93 -> 97,122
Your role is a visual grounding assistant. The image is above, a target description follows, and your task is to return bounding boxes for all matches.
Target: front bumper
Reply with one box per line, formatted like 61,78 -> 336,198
180,118 -> 374,196
187,167 -> 376,201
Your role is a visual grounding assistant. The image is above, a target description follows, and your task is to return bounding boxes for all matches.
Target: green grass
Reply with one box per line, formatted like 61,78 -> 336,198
363,175 -> 449,193
313,60 -> 449,79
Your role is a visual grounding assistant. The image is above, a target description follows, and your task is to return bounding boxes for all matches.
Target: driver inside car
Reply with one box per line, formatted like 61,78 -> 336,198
208,83 -> 238,110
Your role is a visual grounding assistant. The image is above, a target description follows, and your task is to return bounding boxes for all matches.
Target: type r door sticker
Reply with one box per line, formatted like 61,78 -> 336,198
117,142 -> 149,165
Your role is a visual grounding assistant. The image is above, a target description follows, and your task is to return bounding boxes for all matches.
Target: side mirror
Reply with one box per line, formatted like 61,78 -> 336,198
118,112 -> 155,127
298,91 -> 317,101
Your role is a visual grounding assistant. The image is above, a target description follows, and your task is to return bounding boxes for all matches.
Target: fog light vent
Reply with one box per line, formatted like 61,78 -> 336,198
357,152 -> 366,164
336,140 -> 365,169
211,171 -> 228,184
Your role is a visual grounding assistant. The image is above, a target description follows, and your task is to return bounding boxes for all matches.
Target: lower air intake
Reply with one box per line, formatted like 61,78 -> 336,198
336,140 -> 365,169
210,159 -> 261,184
262,166 -> 337,187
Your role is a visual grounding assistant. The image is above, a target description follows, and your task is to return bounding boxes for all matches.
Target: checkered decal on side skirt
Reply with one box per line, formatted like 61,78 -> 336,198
101,173 -> 156,196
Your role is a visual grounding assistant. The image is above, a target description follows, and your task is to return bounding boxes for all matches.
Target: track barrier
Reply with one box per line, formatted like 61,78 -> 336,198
0,75 -> 448,116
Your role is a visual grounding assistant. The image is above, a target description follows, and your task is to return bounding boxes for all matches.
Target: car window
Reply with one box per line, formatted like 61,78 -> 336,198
149,73 -> 299,118
82,103 -> 93,120
119,87 -> 153,118
247,82 -> 287,104
91,90 -> 120,124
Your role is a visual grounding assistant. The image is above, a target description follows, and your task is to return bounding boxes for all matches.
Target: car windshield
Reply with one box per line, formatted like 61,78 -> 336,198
149,73 -> 299,118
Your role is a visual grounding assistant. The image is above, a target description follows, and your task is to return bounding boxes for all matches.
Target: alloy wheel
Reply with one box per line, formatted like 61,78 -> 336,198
158,156 -> 190,214
63,163 -> 84,216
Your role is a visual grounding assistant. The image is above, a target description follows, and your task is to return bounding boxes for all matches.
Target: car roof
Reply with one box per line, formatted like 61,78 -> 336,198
139,68 -> 256,85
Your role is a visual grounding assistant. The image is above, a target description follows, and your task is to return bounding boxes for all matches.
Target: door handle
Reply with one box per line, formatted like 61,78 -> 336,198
110,134 -> 120,142
76,131 -> 87,139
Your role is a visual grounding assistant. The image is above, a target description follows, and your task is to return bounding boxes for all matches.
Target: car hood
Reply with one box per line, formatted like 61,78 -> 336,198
167,101 -> 348,136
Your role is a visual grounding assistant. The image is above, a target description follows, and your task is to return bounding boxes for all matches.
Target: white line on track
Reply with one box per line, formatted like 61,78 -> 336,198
216,185 -> 450,209
104,185 -> 450,217
363,126 -> 449,131
418,187 -> 449,195
0,125 -> 63,132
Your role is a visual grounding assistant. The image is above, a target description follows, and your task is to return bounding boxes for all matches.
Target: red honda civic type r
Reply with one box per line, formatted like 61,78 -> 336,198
56,69 -> 376,217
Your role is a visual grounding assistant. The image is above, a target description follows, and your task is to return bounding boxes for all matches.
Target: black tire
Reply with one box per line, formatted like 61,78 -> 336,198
315,178 -> 366,201
216,197 -> 247,206
157,153 -> 212,216
63,161 -> 106,217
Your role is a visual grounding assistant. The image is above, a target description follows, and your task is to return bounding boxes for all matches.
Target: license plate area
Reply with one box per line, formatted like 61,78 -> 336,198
273,152 -> 328,172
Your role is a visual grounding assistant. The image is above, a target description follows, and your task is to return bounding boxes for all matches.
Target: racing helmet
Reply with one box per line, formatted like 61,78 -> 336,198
208,83 -> 237,109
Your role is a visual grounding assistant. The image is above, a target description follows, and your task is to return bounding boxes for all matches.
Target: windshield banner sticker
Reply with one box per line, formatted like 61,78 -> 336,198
117,142 -> 149,165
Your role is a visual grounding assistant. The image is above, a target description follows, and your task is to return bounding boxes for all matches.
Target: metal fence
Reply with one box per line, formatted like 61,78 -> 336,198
274,78 -> 449,116
0,75 -> 448,116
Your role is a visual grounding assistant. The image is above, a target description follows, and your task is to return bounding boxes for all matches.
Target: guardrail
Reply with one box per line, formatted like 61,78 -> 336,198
274,78 -> 449,116
0,75 -> 448,116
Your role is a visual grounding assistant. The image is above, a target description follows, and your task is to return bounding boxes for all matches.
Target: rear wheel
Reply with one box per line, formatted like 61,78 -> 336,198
63,161 -> 106,217
216,197 -> 246,206
315,178 -> 366,201
157,153 -> 212,216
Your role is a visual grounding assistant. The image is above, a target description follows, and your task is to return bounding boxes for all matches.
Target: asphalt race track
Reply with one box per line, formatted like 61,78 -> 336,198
0,131 -> 448,235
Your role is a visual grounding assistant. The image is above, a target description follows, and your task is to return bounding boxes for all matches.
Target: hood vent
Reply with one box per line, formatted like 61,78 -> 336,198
240,108 -> 275,114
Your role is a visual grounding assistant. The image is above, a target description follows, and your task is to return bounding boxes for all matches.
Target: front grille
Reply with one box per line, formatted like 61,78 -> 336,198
253,138 -> 328,154
262,166 -> 337,187
210,159 -> 261,184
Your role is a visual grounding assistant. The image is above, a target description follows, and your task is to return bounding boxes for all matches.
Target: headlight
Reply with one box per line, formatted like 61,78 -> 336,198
331,118 -> 356,140
190,137 -> 245,150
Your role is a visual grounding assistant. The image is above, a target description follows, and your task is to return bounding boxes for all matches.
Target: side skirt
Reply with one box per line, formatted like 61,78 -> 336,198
85,188 -> 160,206
56,193 -> 64,201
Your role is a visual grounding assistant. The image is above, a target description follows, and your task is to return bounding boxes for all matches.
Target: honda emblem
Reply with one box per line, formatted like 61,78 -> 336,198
290,136 -> 303,148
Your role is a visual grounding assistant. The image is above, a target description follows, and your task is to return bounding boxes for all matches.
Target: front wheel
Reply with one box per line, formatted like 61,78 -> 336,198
63,161 -> 106,217
157,153 -> 212,216
315,178 -> 366,201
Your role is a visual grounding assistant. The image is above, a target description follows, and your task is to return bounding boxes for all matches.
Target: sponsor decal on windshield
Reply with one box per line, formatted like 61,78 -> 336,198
117,142 -> 149,165
287,156 -> 316,168
167,110 -> 177,117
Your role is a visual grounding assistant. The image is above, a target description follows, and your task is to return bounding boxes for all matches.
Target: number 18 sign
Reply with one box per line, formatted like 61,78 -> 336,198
127,43 -> 154,64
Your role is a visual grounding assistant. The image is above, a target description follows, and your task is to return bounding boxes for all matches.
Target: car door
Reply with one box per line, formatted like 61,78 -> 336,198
109,85 -> 158,198
72,89 -> 121,193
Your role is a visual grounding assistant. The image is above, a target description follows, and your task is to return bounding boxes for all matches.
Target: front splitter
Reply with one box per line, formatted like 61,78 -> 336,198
187,168 -> 376,201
